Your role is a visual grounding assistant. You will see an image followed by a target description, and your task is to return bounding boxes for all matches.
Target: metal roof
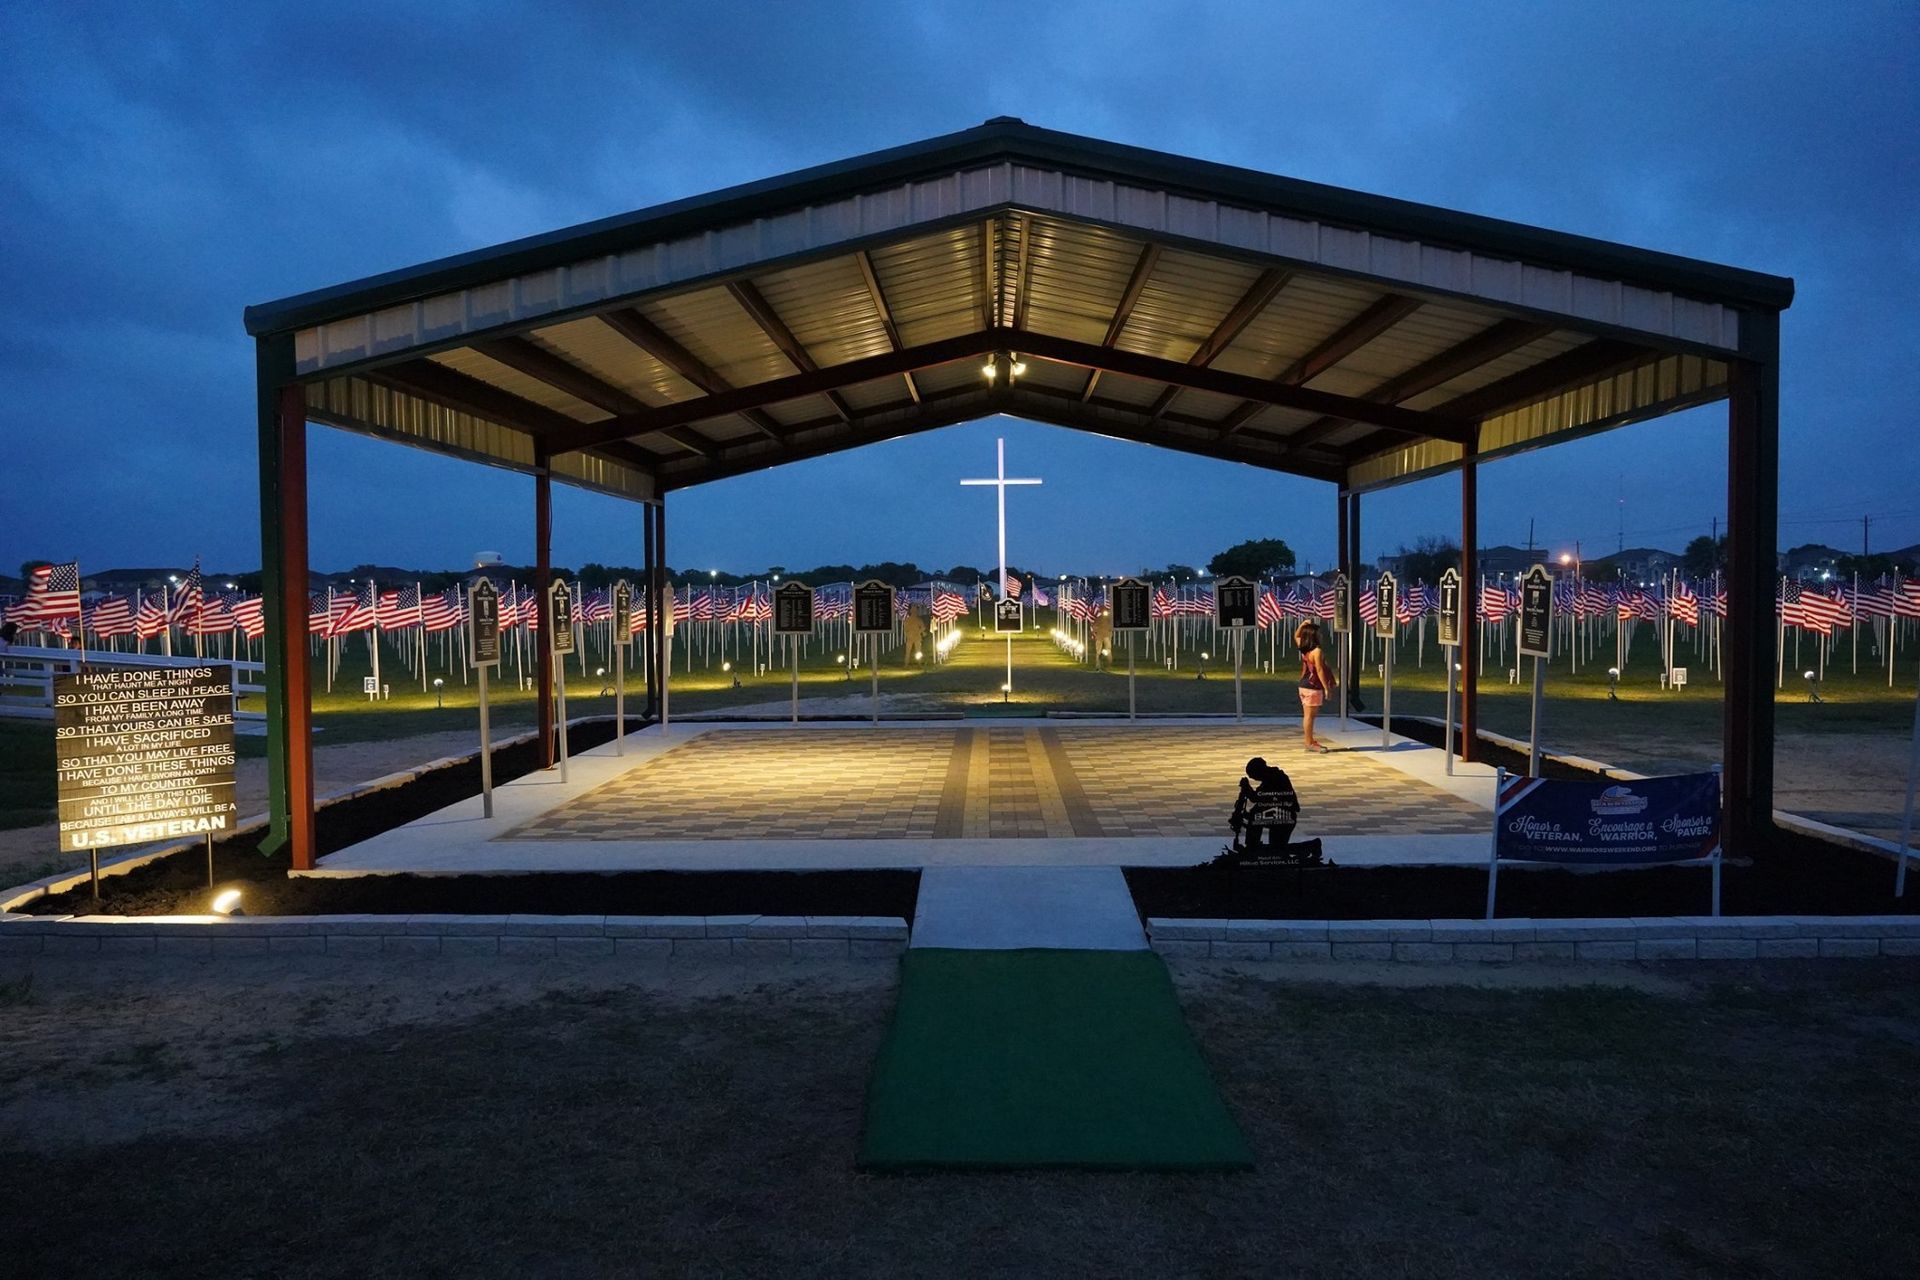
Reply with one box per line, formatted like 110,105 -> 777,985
249,118 -> 1793,501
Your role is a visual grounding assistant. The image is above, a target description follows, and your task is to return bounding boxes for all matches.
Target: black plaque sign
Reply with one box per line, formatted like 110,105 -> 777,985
1374,572 -> 1399,640
1518,564 -> 1554,658
994,597 -> 1023,633
773,581 -> 814,635
853,579 -> 895,634
1111,577 -> 1151,633
1436,567 -> 1462,649
1330,573 -> 1351,634
1214,575 -> 1257,629
54,665 -> 237,853
549,580 -> 576,656
613,580 -> 633,637
469,578 -> 501,669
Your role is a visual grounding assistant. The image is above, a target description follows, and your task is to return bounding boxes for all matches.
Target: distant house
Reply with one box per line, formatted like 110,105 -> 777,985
1586,546 -> 1681,584
1780,544 -> 1844,582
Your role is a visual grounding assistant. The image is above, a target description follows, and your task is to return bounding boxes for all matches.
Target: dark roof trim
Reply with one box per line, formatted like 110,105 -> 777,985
245,118 -> 1794,338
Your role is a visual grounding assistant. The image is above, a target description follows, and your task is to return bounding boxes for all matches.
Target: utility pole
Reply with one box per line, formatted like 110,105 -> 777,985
1863,514 -> 1872,559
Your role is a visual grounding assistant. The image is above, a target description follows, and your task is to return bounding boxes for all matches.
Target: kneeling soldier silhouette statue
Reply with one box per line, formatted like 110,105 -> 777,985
1208,756 -> 1328,867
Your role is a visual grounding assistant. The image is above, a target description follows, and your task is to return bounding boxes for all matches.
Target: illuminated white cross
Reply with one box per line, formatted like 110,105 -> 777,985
961,437 -> 1042,693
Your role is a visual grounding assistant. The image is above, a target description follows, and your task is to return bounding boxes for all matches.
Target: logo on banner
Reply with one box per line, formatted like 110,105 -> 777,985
1590,786 -> 1649,816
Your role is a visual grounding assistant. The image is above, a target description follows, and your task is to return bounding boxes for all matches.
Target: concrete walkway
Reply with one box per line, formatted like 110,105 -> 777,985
909,866 -> 1148,950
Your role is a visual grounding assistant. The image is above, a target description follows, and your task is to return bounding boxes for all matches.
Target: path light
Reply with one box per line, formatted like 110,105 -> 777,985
211,888 -> 244,917
1001,680 -> 1011,703
1197,651 -> 1210,680
1804,670 -> 1822,703
433,676 -> 445,708
1607,666 -> 1620,700
724,660 -> 740,689
914,650 -> 923,661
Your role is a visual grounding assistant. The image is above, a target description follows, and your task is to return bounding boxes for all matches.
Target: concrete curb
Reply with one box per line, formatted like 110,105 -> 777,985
0,912 -> 909,961
1146,915 -> 1920,962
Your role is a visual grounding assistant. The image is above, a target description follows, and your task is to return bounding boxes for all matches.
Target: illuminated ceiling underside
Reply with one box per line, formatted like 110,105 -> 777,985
247,120 -> 1790,504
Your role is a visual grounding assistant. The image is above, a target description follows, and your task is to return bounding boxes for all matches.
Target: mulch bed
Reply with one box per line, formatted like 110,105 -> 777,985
20,719 -> 916,920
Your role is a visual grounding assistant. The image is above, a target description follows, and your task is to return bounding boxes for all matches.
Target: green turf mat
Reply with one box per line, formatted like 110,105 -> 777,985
859,948 -> 1253,1171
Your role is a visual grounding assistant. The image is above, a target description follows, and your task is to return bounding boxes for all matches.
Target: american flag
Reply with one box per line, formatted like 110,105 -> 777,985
1002,572 -> 1022,600
232,596 -> 266,640
329,584 -> 377,636
1478,582 -> 1511,621
1031,584 -> 1052,608
1152,585 -> 1174,619
420,589 -> 463,632
1358,585 -> 1379,626
1894,578 -> 1920,620
86,595 -> 135,638
1256,587 -> 1284,628
10,562 -> 81,626
1669,581 -> 1700,626
1313,588 -> 1336,621
813,583 -> 851,620
1779,582 -> 1846,632
1579,583 -> 1612,617
578,588 -> 612,625
932,589 -> 968,623
166,566 -> 204,627
377,585 -> 423,631
191,593 -> 236,635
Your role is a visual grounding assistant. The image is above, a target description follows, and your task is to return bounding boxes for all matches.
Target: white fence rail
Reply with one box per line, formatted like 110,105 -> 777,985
0,645 -> 266,721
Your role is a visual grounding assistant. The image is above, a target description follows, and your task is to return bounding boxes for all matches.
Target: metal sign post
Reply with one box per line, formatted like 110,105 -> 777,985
1897,655 -> 1919,896
774,582 -> 813,725
1437,567 -> 1462,776
1518,563 -> 1556,776
549,579 -> 576,782
853,580 -> 895,724
1375,572 -> 1399,748
612,580 -> 632,756
1112,577 -> 1150,722
1214,575 -> 1256,723
468,578 -> 501,817
1331,572 -> 1351,730
660,584 -> 675,729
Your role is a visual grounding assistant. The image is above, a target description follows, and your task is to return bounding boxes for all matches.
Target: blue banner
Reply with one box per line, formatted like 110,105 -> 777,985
1495,773 -> 1720,864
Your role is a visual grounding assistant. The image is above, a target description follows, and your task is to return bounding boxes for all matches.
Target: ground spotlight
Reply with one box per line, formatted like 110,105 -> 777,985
723,660 -> 740,689
1607,666 -> 1620,701
211,888 -> 244,917
1804,670 -> 1822,703
1197,651 -> 1210,680
433,676 -> 445,708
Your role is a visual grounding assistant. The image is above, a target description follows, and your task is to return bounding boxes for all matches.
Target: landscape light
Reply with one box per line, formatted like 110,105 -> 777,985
914,650 -> 923,660
210,888 -> 243,917
433,676 -> 445,708
1804,670 -> 1822,703
1607,666 -> 1620,700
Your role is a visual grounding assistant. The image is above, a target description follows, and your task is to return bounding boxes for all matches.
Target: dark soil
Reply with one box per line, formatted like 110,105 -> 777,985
23,718 -> 917,920
1130,826 -> 1915,920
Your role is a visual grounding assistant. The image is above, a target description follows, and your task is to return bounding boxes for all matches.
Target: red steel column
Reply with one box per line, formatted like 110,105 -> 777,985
535,453 -> 554,767
278,385 -> 316,870
1459,435 -> 1479,763
1725,310 -> 1781,856
642,499 -> 658,720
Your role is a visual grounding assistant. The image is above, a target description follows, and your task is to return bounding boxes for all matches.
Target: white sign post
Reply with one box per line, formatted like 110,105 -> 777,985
468,578 -> 501,817
612,580 -> 632,756
1112,577 -> 1151,722
549,579 -> 576,783
1375,572 -> 1399,748
1437,567 -> 1462,777
774,582 -> 813,725
1518,564 -> 1556,776
853,580 -> 895,724
1896,655 -> 1919,897
960,437 -> 1042,698
1214,575 -> 1257,722
1331,573 -> 1351,731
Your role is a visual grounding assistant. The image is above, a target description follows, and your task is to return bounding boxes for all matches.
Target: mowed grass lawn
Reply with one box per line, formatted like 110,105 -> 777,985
2,956 -> 1914,1277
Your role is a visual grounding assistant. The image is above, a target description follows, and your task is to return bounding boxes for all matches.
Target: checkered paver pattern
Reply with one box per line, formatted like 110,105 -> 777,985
503,725 -> 1487,841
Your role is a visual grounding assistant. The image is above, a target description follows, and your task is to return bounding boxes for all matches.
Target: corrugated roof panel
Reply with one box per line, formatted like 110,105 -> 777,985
534,316 -> 704,404
747,255 -> 895,368
1399,332 -> 1587,411
638,286 -> 795,390
872,225 -> 984,347
1206,273 -> 1382,380
427,348 -> 608,422
1086,370 -> 1166,409
1011,358 -> 1084,395
1305,304 -> 1495,399
1162,387 -> 1244,422
838,377 -> 915,413
1116,248 -> 1265,363
912,360 -> 984,399
1019,218 -> 1144,345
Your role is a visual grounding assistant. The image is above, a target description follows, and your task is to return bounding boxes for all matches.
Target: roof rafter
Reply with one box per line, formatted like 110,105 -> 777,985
1143,266 -> 1292,422
724,280 -> 852,422
598,308 -> 785,442
468,335 -> 715,457
1082,241 -> 1162,402
853,248 -> 920,404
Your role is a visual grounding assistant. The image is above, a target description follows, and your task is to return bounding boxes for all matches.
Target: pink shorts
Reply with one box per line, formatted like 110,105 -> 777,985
1298,687 -> 1325,709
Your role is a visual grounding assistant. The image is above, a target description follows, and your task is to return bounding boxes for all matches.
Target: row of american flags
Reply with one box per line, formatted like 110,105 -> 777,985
9,562 -> 1918,644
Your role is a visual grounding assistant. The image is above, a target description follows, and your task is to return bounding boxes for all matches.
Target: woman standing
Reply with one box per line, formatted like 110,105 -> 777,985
1294,620 -> 1337,752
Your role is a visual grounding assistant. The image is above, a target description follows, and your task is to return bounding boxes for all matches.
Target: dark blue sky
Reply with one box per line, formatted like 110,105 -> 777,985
3,2 -> 1915,578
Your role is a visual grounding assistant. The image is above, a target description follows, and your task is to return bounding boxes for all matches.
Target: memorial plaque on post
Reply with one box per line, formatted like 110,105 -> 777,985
549,580 -> 577,655
1518,564 -> 1554,658
853,579 -> 895,634
469,578 -> 501,668
613,580 -> 632,638
1330,572 -> 1351,633
1374,572 -> 1399,640
1436,567 -> 1462,649
54,665 -> 237,853
994,597 -> 1023,633
773,581 -> 814,635
1111,577 -> 1151,632
1214,575 -> 1257,629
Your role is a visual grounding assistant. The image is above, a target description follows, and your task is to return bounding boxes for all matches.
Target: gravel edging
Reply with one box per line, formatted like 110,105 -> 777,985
1147,915 -> 1920,962
0,912 -> 910,960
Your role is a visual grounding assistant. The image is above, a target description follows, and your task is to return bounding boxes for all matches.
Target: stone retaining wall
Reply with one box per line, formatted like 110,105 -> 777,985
1148,916 -> 1920,962
0,913 -> 909,960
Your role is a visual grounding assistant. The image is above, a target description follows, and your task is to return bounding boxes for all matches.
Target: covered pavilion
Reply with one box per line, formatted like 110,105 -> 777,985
244,117 -> 1792,872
